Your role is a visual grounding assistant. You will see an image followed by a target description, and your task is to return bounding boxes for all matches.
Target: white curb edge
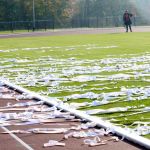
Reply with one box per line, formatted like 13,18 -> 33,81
1,79 -> 150,149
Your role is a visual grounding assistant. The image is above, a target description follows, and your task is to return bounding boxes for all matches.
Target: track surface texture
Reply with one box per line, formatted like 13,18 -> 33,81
0,26 -> 150,39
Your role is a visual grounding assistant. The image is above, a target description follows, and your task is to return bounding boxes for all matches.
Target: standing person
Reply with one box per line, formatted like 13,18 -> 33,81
123,10 -> 133,32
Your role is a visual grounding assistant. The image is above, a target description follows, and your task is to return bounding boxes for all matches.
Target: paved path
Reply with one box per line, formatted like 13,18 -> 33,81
0,26 -> 150,38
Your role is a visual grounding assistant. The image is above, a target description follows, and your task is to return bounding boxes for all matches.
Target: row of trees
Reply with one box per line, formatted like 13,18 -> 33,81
0,0 -> 73,23
74,0 -> 150,27
0,0 -> 150,30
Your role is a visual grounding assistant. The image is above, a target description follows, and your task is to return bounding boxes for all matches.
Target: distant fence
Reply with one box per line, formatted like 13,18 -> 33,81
0,20 -> 54,32
0,16 -> 149,32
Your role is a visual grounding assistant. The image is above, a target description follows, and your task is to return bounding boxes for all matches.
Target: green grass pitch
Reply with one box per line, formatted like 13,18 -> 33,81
0,32 -> 150,138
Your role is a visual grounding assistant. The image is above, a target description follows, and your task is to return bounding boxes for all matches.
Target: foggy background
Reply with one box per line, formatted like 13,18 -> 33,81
0,0 -> 150,31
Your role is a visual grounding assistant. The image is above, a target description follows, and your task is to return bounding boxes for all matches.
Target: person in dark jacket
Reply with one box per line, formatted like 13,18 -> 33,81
123,10 -> 133,32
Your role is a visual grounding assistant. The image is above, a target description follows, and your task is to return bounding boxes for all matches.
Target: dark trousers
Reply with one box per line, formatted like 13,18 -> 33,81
125,24 -> 132,32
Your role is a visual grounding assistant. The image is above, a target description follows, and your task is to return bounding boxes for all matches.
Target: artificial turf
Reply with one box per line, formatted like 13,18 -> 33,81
0,32 -> 150,138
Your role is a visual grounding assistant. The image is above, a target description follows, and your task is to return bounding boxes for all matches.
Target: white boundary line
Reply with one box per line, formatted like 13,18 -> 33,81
1,79 -> 150,149
0,126 -> 34,150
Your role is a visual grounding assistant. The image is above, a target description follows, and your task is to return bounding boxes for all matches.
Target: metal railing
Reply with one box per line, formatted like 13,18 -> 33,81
0,16 -> 149,32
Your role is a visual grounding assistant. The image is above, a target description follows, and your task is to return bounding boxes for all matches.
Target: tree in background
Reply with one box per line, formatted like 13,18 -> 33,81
0,0 -> 150,30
